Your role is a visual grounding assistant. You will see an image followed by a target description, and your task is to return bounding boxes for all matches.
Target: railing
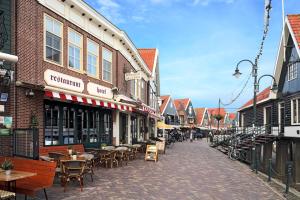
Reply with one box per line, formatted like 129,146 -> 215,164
14,128 -> 39,160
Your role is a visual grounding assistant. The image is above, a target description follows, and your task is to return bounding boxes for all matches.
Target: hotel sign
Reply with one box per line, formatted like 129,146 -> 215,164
44,69 -> 84,92
125,71 -> 142,81
87,82 -> 113,99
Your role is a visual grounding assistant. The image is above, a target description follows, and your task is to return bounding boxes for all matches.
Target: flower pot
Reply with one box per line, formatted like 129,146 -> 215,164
72,155 -> 77,160
5,170 -> 11,175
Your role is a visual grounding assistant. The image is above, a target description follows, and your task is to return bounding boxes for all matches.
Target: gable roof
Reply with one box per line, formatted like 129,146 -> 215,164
160,95 -> 170,114
174,98 -> 190,112
288,15 -> 300,50
137,48 -> 157,73
274,15 -> 300,91
239,86 -> 271,111
194,108 -> 206,125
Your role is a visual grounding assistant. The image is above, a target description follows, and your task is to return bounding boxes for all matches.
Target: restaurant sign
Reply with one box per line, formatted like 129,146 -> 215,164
87,82 -> 113,99
44,69 -> 84,92
125,71 -> 142,81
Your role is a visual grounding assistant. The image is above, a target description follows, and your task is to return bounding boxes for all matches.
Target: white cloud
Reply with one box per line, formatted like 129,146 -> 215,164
192,0 -> 235,6
96,0 -> 125,24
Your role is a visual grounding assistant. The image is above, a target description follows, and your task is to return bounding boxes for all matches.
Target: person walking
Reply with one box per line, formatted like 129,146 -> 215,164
190,129 -> 194,142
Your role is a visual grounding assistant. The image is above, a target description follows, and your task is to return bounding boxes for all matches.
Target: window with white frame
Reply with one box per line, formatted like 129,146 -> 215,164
288,63 -> 297,81
87,40 -> 98,77
102,47 -> 112,83
141,79 -> 146,102
130,79 -> 135,97
68,29 -> 82,70
45,15 -> 62,64
291,98 -> 300,124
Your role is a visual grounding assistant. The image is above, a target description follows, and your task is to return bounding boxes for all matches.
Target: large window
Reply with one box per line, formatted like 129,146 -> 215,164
291,98 -> 300,125
44,102 -> 112,146
45,105 -> 59,146
130,80 -> 135,97
68,29 -> 82,71
102,47 -> 112,83
45,15 -> 62,64
141,79 -> 146,102
87,39 -> 99,77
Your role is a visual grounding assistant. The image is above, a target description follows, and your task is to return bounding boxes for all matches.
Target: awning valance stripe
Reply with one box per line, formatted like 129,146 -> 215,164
45,90 -> 133,112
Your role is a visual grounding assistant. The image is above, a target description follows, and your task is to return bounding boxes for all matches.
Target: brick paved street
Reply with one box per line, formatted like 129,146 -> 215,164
35,141 -> 283,200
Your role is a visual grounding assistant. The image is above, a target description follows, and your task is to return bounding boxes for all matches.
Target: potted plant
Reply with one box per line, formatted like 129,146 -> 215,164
100,143 -> 107,150
1,159 -> 14,175
71,151 -> 77,160
67,145 -> 73,155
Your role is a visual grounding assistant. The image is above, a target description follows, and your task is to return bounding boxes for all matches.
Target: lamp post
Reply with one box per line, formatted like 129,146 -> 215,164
233,60 -> 278,170
233,59 -> 258,129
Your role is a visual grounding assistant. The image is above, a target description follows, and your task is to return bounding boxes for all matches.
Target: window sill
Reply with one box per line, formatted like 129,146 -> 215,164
68,67 -> 84,74
44,59 -> 63,68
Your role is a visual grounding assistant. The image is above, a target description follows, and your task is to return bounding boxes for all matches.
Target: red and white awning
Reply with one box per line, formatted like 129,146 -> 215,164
45,90 -> 133,112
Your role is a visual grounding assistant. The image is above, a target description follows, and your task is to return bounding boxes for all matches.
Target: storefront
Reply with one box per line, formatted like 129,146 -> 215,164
44,100 -> 112,147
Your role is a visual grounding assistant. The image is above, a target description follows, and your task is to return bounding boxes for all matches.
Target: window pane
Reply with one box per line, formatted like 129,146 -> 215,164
293,99 -> 297,123
52,35 -> 61,50
88,41 -> 98,54
53,50 -> 60,63
103,48 -> 112,61
69,30 -> 81,46
298,99 -> 300,123
53,20 -> 61,36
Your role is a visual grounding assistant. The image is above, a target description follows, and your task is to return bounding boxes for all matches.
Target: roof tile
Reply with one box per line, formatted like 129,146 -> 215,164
288,14 -> 300,49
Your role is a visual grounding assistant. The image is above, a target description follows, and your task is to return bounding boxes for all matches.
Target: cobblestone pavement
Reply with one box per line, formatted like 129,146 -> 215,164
34,140 -> 283,200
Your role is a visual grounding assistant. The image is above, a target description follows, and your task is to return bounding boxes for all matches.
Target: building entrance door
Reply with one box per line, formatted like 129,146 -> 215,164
119,113 -> 128,144
131,116 -> 138,144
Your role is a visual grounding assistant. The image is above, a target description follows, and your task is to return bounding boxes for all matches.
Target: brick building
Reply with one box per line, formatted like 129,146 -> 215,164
0,0 -> 160,156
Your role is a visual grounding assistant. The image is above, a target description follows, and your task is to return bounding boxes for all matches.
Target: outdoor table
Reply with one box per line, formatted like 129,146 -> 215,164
0,170 -> 37,196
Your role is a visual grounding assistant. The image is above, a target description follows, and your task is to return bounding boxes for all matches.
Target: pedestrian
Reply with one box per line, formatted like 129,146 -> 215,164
190,129 -> 193,142
209,131 -> 213,143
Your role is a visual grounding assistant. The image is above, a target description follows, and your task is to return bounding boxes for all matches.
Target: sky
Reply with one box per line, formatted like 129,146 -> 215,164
85,0 -> 300,111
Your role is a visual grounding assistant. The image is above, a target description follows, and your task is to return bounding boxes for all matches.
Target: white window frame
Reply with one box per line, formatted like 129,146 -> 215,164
44,14 -> 63,66
288,63 -> 297,81
278,102 -> 284,131
102,47 -> 113,83
241,113 -> 245,127
263,106 -> 272,125
87,39 -> 99,78
68,28 -> 83,72
291,98 -> 300,125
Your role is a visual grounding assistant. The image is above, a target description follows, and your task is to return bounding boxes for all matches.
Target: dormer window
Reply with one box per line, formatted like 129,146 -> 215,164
288,62 -> 297,81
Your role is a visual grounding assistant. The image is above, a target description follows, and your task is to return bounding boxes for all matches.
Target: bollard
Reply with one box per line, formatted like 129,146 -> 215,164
251,147 -> 255,171
285,161 -> 293,194
255,148 -> 258,174
268,158 -> 272,182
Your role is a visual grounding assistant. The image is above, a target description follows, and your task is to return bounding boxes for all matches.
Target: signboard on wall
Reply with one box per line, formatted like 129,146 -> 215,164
125,71 -> 142,81
87,82 -> 113,99
44,69 -> 84,92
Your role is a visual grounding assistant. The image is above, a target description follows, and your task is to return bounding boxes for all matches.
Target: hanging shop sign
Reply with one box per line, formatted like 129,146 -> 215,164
87,82 -> 113,99
44,69 -> 84,92
125,71 -> 142,81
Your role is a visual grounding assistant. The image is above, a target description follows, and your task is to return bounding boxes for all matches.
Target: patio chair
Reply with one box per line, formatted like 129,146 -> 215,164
0,190 -> 15,200
116,149 -> 128,166
103,151 -> 118,168
60,160 -> 86,192
84,159 -> 94,182
48,152 -> 66,174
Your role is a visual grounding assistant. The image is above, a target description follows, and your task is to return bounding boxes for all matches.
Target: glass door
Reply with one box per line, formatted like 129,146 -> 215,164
119,113 -> 128,144
99,111 -> 112,145
131,116 -> 138,144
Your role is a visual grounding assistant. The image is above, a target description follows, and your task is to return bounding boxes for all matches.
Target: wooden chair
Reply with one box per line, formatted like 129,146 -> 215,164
84,159 -> 94,182
116,150 -> 128,166
0,190 -> 15,200
103,151 -> 118,168
60,160 -> 86,192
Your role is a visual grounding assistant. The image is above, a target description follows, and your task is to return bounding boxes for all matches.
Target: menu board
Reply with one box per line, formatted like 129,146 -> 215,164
145,145 -> 158,162
156,137 -> 166,154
